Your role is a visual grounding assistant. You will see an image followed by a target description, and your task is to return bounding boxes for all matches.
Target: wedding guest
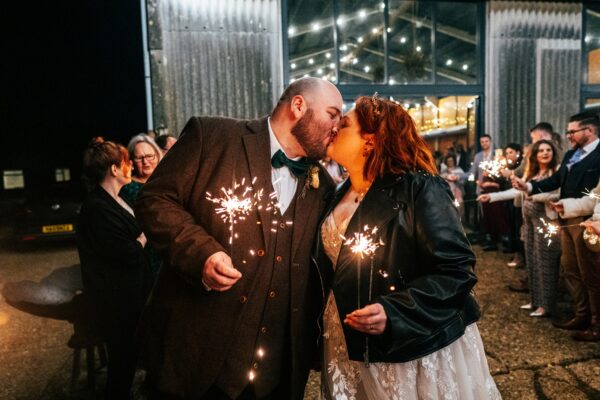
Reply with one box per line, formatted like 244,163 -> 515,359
513,112 -> 600,341
120,134 -> 163,278
77,138 -> 151,399
155,133 -> 178,156
480,140 -> 561,317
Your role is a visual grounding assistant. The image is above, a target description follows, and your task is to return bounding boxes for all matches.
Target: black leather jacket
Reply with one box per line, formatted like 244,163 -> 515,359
312,171 -> 480,363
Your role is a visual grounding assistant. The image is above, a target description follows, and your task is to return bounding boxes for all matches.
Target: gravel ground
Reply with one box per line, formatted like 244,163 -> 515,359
0,224 -> 599,399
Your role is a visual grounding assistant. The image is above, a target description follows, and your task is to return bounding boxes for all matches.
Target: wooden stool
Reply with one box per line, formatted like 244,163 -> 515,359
67,320 -> 107,390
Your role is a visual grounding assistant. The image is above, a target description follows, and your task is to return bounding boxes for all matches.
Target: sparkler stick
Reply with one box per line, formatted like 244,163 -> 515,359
342,224 -> 384,367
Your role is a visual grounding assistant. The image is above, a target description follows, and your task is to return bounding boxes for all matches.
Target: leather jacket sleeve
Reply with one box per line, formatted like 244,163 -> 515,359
374,175 -> 477,355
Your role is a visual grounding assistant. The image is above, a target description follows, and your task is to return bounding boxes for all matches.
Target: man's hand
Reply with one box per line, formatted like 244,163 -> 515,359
582,220 -> 600,235
511,176 -> 528,192
344,303 -> 387,335
445,174 -> 458,182
477,194 -> 491,203
202,251 -> 242,292
550,201 -> 564,214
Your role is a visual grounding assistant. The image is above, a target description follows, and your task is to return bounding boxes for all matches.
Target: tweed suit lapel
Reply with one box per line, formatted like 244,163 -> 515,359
290,171 -> 324,260
243,117 -> 274,245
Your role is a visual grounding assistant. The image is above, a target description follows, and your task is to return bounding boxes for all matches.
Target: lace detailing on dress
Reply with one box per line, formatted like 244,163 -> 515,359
320,212 -> 501,400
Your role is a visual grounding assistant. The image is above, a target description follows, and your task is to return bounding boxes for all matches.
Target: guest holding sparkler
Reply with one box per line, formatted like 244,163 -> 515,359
314,95 -> 500,399
480,140 -> 561,317
513,112 -> 600,341
135,77 -> 343,399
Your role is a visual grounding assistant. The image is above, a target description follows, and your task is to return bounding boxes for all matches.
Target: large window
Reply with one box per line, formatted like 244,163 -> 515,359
582,4 -> 600,112
286,0 -> 482,85
285,1 -> 484,144
585,5 -> 600,85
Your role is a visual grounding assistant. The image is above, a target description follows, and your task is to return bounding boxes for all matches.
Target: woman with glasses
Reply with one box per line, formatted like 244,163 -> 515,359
120,134 -> 163,204
120,134 -> 163,278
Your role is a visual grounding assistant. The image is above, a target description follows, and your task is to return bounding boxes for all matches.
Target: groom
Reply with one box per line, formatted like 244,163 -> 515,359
135,77 -> 343,399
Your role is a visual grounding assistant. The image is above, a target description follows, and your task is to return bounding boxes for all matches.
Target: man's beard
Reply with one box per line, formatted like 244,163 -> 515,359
291,108 -> 331,159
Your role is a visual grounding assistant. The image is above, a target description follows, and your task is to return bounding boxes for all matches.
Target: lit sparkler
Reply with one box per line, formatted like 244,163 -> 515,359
205,177 -> 263,246
342,224 -> 385,367
478,159 -> 506,179
343,225 -> 384,259
583,188 -> 600,200
536,218 -> 559,246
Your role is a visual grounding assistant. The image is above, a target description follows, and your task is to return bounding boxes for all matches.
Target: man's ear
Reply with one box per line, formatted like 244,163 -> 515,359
290,95 -> 307,120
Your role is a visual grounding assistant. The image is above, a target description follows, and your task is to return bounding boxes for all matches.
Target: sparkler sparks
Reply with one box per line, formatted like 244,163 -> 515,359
583,188 -> 600,200
342,225 -> 384,259
536,218 -> 560,246
478,159 -> 506,179
206,178 -> 263,245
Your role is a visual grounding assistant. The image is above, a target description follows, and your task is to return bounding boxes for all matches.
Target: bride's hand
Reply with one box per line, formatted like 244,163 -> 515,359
344,303 -> 387,335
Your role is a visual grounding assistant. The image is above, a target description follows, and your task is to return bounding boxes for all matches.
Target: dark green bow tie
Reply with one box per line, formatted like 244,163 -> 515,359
271,149 -> 308,178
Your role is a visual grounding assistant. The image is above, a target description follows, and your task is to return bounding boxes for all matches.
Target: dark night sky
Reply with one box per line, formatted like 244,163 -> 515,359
2,1 -> 146,189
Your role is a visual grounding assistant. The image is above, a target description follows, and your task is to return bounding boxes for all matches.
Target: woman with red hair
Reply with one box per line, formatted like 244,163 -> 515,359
78,138 -> 151,398
313,95 -> 500,399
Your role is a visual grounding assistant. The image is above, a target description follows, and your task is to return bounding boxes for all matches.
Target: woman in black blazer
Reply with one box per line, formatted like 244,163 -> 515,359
77,138 -> 150,399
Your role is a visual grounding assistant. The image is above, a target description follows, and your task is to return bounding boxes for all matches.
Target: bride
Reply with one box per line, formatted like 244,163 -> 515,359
313,94 -> 501,399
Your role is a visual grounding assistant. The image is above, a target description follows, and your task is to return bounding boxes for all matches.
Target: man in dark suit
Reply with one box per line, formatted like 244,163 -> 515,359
453,141 -> 470,172
135,77 -> 342,399
513,111 -> 600,341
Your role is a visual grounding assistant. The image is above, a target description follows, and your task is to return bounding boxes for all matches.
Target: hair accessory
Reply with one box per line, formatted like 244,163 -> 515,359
371,92 -> 382,117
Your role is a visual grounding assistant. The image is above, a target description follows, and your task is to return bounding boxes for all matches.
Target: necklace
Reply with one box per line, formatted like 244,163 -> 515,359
352,185 -> 372,203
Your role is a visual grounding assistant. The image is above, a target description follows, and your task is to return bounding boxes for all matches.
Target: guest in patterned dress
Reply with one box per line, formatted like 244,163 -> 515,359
313,95 -> 501,400
120,134 -> 163,279
479,140 -> 561,317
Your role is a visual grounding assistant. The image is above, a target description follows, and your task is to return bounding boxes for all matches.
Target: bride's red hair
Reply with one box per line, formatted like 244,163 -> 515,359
354,95 -> 437,180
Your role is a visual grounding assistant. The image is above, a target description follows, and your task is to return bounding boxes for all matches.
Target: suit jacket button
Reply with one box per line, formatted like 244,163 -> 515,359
269,291 -> 276,298
253,362 -> 259,369
257,249 -> 265,257
240,295 -> 248,304
275,255 -> 283,262
261,326 -> 268,333
279,222 -> 286,229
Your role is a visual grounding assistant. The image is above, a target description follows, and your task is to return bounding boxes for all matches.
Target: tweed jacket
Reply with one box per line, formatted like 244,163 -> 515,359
135,116 -> 333,399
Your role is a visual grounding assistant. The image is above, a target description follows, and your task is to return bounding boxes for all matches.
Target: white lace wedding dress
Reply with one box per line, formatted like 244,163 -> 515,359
320,211 -> 502,400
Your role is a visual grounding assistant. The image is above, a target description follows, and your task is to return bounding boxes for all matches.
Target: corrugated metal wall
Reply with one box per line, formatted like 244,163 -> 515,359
147,0 -> 283,136
486,2 -> 581,147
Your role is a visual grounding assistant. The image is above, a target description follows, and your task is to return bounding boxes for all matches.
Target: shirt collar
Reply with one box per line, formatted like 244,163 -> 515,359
581,137 -> 599,154
267,117 -> 302,161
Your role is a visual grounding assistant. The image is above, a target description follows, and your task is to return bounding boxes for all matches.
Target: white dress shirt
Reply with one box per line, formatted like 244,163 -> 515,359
268,118 -> 299,214
578,137 -> 599,162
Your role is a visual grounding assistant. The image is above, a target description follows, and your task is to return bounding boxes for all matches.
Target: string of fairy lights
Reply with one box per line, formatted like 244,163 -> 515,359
287,3 -> 476,86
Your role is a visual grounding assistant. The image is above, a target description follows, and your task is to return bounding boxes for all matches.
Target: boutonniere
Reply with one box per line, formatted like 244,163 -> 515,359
301,165 -> 320,198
